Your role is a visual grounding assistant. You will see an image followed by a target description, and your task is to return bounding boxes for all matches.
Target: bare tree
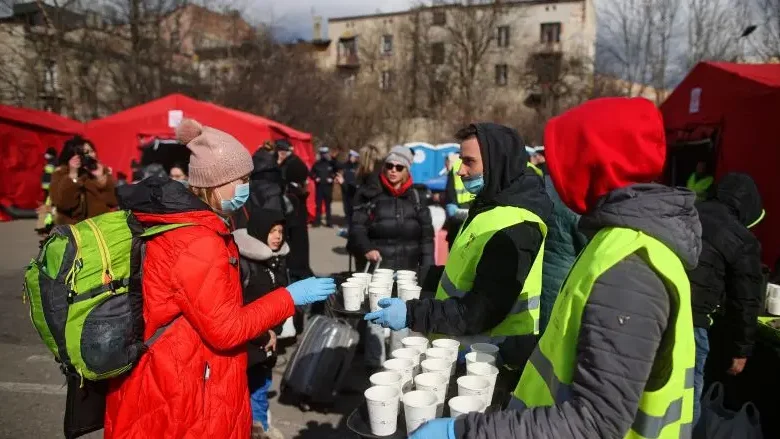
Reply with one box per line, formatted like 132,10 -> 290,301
684,0 -> 749,69
747,0 -> 780,61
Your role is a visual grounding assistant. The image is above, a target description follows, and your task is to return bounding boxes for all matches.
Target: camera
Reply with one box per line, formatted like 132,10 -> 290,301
78,150 -> 99,172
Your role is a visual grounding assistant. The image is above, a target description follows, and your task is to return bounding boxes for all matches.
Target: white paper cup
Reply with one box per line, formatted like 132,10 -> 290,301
399,285 -> 423,302
467,362 -> 499,404
414,372 -> 448,417
352,272 -> 373,280
421,358 -> 451,379
457,375 -> 491,407
426,347 -> 456,376
768,283 -> 780,300
403,390 -> 438,433
365,385 -> 401,436
448,395 -> 486,418
392,348 -> 422,375
432,338 -> 460,357
370,371 -> 404,394
384,358 -> 415,392
341,283 -> 364,311
402,336 -> 430,355
466,351 -> 496,366
374,268 -> 395,277
396,269 -> 417,278
768,297 -> 780,316
470,343 -> 500,356
369,289 -> 392,312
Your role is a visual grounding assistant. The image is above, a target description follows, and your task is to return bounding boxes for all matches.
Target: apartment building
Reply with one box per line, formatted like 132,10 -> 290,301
320,0 -> 597,100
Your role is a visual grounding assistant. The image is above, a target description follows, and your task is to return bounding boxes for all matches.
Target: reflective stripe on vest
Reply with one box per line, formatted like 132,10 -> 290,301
451,159 -> 476,206
431,206 -> 547,344
512,227 -> 695,439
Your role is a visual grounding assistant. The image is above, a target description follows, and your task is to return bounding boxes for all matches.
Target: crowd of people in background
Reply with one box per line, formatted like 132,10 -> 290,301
31,95 -> 770,439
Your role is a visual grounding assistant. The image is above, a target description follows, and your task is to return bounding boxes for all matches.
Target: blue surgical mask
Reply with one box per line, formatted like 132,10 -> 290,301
220,183 -> 250,212
462,174 -> 484,195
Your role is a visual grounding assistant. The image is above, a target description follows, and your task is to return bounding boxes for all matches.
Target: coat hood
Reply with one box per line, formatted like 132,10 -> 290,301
232,228 -> 290,261
579,184 -> 702,269
116,177 -> 227,232
713,173 -> 764,228
247,207 -> 286,246
544,98 -> 666,215
471,123 -> 552,221
251,148 -> 281,180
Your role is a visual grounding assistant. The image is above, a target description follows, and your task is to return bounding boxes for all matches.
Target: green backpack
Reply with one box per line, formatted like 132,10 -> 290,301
23,210 -> 190,381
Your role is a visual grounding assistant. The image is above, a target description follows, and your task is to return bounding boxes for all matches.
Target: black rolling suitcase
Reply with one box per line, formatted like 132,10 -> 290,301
281,314 -> 359,409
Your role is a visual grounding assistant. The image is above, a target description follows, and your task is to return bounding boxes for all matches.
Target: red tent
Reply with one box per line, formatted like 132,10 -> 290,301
0,105 -> 85,218
84,94 -> 316,218
661,62 -> 780,264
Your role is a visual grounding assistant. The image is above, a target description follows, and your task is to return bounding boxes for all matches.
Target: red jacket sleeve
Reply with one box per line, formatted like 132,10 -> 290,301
171,233 -> 295,351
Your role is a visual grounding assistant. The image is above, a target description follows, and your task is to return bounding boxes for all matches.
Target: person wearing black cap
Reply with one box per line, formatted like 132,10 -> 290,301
310,146 -> 338,227
233,207 -> 290,439
276,139 -> 314,282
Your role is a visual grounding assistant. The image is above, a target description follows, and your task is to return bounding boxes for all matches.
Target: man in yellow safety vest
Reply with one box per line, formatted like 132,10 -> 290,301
410,99 -> 702,439
687,160 -> 713,201
365,123 -> 552,369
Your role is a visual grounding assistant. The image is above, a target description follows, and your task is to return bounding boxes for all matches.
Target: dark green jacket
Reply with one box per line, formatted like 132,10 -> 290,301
540,175 -> 588,333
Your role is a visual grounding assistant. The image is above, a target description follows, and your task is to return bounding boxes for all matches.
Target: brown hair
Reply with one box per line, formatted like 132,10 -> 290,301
357,144 -> 383,179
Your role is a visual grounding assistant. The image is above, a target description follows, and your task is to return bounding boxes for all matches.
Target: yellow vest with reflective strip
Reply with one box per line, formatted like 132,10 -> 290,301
451,159 -> 476,206
431,206 -> 547,344
512,227 -> 695,439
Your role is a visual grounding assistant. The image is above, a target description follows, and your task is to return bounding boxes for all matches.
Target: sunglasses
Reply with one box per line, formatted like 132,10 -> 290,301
385,163 -> 406,172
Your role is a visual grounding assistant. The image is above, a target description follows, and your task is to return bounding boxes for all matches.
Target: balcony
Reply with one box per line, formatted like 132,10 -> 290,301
337,52 -> 360,68
534,41 -> 563,54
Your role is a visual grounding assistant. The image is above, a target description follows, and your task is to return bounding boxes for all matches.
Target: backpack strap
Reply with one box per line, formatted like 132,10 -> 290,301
145,316 -> 181,347
140,223 -> 193,238
411,188 -> 421,212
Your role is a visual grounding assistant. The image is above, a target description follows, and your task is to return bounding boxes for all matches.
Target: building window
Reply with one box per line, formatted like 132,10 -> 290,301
380,70 -> 394,90
495,64 -> 508,86
432,10 -> 446,26
381,34 -> 393,55
497,26 -> 510,48
43,60 -> 58,93
431,42 -> 445,65
540,22 -> 562,44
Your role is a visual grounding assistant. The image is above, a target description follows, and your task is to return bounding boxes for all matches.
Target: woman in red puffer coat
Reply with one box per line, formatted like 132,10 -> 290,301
105,119 -> 335,439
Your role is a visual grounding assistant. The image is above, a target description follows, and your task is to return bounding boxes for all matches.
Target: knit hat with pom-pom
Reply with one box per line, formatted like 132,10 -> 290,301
176,118 -> 253,188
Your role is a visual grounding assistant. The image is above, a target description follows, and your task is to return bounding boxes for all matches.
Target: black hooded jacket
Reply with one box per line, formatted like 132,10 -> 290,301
233,208 -> 289,367
688,173 -> 764,358
406,123 -> 552,364
248,148 -> 286,213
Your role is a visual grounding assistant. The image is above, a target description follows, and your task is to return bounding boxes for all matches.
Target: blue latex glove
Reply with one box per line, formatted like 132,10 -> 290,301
363,298 -> 407,330
409,418 -> 456,439
445,203 -> 459,218
286,277 -> 336,306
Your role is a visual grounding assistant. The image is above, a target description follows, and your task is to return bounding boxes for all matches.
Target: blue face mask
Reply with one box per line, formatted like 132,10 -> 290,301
462,174 -> 484,195
220,183 -> 250,212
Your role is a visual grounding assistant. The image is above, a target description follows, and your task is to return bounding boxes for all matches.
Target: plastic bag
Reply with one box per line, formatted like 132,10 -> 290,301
695,382 -> 762,439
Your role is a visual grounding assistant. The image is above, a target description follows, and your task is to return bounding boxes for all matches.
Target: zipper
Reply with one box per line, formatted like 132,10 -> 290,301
84,219 -> 112,284
202,362 -> 211,413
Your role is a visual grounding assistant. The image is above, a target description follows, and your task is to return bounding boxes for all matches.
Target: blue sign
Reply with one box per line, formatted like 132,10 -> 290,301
405,142 -> 461,191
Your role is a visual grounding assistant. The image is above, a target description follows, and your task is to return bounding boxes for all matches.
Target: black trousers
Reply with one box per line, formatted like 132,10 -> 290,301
342,186 -> 356,229
315,184 -> 333,225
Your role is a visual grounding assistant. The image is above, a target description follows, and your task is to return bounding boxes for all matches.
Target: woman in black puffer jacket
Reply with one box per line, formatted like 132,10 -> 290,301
349,146 -> 435,273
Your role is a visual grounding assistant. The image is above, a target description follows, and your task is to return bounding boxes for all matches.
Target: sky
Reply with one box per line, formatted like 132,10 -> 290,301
245,0 -> 416,39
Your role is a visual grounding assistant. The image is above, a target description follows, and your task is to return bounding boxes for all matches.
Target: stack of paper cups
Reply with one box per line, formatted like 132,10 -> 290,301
414,372 -> 448,417
365,385 -> 401,436
403,390 -> 438,434
767,283 -> 780,315
467,362 -> 499,405
383,358 -> 415,392
457,375 -> 492,407
402,336 -> 430,355
448,395 -> 486,418
341,282 -> 364,311
392,348 -> 422,376
421,358 -> 451,380
426,347 -> 456,376
370,371 -> 405,395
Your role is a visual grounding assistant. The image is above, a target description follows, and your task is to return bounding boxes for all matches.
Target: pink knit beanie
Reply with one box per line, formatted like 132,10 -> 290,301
176,119 -> 253,188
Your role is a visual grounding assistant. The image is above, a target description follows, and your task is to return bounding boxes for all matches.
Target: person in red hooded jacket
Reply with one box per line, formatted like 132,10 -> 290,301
412,98 -> 702,438
105,119 -> 336,439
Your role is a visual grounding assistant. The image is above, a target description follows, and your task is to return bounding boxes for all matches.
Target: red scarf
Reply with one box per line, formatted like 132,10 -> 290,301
380,173 -> 413,197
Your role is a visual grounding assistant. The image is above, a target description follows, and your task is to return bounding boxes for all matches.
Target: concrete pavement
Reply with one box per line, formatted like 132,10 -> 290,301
0,203 -> 366,439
